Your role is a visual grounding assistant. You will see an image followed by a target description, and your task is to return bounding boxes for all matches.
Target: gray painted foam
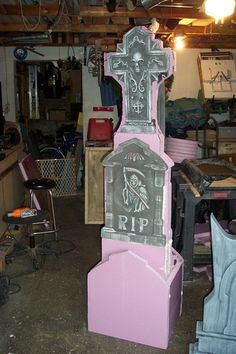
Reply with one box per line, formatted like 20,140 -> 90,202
107,27 -> 170,133
190,214 -> 236,354
101,138 -> 167,246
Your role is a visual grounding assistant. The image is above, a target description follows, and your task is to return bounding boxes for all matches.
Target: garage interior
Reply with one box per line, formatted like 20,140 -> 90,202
1,1 -> 236,353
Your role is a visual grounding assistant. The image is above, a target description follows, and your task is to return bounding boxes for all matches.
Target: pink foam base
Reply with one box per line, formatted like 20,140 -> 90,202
88,239 -> 183,349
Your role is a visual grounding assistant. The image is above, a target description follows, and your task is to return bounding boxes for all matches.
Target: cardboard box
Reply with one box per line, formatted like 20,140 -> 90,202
187,129 -> 216,142
49,109 -> 66,121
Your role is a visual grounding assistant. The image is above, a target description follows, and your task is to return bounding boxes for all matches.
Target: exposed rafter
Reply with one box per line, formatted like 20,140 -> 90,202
79,6 -> 210,19
0,1 -> 235,49
0,4 -> 59,16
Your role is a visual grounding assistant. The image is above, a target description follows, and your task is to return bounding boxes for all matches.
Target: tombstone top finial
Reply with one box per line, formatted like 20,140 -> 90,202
105,27 -> 175,134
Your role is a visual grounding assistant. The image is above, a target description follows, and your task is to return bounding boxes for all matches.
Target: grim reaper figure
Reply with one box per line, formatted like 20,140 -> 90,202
122,167 -> 149,212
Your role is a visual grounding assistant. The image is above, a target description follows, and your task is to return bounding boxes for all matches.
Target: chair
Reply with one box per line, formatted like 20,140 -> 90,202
25,130 -> 42,160
2,154 -> 59,269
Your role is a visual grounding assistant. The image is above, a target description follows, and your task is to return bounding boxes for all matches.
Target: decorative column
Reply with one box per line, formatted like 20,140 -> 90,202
87,26 -> 183,350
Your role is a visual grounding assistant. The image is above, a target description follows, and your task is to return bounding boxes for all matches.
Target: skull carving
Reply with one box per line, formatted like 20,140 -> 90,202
131,51 -> 144,73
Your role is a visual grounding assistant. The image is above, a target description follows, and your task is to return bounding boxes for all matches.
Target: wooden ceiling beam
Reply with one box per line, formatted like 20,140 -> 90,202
0,4 -> 208,20
0,23 -> 132,33
87,37 -> 122,44
83,35 -> 236,49
0,4 -> 59,16
0,23 -> 236,37
80,24 -> 131,33
80,6 -> 210,20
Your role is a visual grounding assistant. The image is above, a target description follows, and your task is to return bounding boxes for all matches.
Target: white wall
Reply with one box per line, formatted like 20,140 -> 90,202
82,64 -> 102,141
169,49 -> 202,100
1,45 -> 236,126
170,48 -> 236,100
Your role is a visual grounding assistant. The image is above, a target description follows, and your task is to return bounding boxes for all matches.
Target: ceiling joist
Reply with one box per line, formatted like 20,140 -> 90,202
1,4 -> 234,23
0,4 -> 60,16
0,22 -> 235,37
0,2 -> 236,49
79,6 -> 210,20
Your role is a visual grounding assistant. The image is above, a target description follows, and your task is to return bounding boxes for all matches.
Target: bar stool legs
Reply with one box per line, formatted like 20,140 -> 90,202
2,178 -> 60,270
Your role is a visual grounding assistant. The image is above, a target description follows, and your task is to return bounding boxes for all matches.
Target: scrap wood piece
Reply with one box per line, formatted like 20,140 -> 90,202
180,171 -> 201,197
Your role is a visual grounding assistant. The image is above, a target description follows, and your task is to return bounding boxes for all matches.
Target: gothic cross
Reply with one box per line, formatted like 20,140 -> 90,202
106,27 -> 174,133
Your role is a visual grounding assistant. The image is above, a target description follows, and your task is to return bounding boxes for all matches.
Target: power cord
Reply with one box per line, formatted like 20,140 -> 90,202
9,281 -> 21,295
0,273 -> 10,306
42,239 -> 77,255
0,238 -> 77,306
0,273 -> 22,307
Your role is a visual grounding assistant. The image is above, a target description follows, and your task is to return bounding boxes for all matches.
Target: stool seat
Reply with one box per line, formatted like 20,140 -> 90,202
3,210 -> 49,225
24,178 -> 55,190
2,154 -> 61,271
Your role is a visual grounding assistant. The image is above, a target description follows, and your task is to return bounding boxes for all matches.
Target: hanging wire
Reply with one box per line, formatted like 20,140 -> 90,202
49,0 -> 67,31
3,47 -> 9,112
62,0 -> 72,25
67,45 -> 76,59
19,0 -> 42,31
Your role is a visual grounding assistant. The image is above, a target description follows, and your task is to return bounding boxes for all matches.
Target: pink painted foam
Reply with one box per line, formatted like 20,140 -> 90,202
88,248 -> 183,349
88,27 -> 183,350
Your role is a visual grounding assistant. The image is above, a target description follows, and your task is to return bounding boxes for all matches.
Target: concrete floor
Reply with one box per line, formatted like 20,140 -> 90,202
0,193 -> 212,354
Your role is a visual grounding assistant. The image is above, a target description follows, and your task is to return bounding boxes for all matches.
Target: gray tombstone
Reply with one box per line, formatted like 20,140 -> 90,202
101,138 -> 167,246
107,27 -> 171,133
189,214 -> 236,354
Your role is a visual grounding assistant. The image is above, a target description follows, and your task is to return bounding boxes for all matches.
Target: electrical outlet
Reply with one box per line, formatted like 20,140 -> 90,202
4,103 -> 10,114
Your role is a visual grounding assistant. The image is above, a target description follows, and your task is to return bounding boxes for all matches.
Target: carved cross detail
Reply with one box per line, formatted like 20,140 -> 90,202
106,27 -> 174,133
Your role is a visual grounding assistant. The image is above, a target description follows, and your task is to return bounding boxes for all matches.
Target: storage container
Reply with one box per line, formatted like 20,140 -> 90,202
87,118 -> 113,141
165,137 -> 198,163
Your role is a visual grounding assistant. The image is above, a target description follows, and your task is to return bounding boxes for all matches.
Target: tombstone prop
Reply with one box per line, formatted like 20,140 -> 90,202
190,214 -> 236,354
87,27 -> 183,350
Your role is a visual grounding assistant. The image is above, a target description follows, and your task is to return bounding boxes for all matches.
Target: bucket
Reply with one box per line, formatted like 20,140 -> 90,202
165,137 -> 198,163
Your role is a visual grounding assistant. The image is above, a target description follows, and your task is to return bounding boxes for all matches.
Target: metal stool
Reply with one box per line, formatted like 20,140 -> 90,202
24,178 -> 59,241
3,178 -> 59,269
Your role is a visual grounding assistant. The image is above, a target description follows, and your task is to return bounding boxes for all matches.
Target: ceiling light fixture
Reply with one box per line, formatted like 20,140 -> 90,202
174,35 -> 185,50
204,0 -> 235,24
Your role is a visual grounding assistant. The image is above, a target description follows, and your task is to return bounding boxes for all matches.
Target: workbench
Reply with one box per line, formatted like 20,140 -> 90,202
172,168 -> 236,281
0,144 -> 24,271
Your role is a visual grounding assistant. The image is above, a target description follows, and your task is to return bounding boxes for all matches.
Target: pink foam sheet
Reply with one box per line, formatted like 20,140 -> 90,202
88,245 -> 183,349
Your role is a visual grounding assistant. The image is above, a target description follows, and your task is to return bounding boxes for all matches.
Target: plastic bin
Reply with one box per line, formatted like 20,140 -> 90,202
87,118 -> 113,141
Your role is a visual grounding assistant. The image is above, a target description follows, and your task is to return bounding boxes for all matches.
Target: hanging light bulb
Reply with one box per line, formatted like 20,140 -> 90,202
174,35 -> 185,50
204,0 -> 235,24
